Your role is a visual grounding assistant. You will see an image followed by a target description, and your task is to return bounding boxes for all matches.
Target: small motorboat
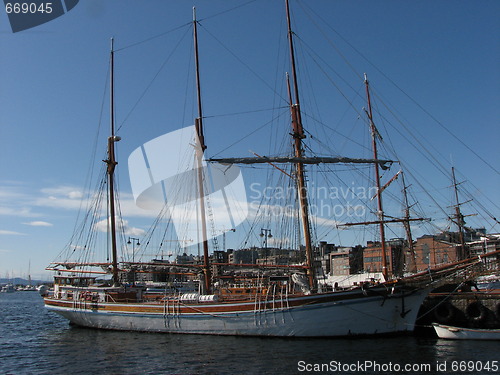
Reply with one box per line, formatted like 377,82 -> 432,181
433,323 -> 500,340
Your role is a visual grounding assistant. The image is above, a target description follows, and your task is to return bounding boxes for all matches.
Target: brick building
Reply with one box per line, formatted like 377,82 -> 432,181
329,245 -> 364,276
363,239 -> 405,276
413,235 -> 458,271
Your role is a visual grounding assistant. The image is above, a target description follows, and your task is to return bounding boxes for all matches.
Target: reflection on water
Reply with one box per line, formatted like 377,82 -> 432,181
1,292 -> 497,374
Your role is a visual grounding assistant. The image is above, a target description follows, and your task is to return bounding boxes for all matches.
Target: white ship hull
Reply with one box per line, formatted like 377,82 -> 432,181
45,286 -> 429,337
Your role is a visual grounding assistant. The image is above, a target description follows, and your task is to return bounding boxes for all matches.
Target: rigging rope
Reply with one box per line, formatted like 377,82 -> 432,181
210,109 -> 289,158
199,23 -> 288,104
198,0 -> 258,23
298,0 -> 498,176
114,23 -> 191,52
116,25 -> 192,133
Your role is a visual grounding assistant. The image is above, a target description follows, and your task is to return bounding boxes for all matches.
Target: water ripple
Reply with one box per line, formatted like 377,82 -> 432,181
1,293 -> 498,374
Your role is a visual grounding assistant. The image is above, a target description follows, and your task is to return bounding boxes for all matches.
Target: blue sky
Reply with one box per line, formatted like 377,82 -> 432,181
1,0 -> 499,280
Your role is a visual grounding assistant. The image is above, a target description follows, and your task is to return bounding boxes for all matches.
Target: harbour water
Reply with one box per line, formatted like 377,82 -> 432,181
1,292 -> 498,374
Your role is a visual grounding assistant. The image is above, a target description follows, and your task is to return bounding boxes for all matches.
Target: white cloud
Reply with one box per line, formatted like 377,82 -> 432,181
0,181 -> 161,220
0,230 -> 26,235
68,191 -> 83,199
125,226 -> 147,236
0,185 -> 41,218
118,192 -> 163,218
23,221 -> 53,227
0,185 -> 27,199
34,195 -> 84,210
94,217 -> 146,236
33,187 -> 159,220
35,185 -> 88,210
313,216 -> 343,227
40,186 -> 84,198
0,206 -> 40,217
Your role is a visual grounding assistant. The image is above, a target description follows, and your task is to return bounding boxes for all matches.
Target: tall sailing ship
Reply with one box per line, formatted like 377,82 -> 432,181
43,1 -> 493,337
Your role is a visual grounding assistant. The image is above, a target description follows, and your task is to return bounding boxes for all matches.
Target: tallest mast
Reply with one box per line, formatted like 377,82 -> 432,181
452,167 -> 467,260
364,74 -> 389,281
107,38 -> 121,286
193,8 -> 212,294
285,0 -> 315,290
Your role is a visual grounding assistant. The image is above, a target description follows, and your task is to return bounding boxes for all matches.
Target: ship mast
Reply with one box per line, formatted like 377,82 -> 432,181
193,8 -> 212,294
364,74 -> 389,281
107,38 -> 121,286
452,167 -> 467,260
285,0 -> 315,290
401,172 -> 417,273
